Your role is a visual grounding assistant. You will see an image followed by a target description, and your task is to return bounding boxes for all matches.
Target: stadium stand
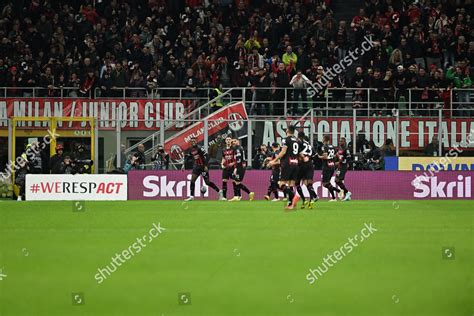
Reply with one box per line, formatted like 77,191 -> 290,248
0,0 -> 471,111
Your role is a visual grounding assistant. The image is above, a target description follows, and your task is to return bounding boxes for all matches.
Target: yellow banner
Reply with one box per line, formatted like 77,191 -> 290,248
399,157 -> 474,171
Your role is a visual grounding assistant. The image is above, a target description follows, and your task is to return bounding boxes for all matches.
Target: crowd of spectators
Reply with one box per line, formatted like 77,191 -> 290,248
0,0 -> 472,116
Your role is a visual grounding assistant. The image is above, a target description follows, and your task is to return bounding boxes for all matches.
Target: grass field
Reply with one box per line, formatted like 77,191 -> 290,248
0,200 -> 472,316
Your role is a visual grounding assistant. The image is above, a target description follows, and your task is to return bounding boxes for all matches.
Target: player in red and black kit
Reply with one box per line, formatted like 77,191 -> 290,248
295,131 -> 319,209
335,137 -> 352,201
220,137 -> 235,200
229,139 -> 254,201
268,125 -> 300,210
184,137 -> 222,201
317,135 -> 341,202
264,142 -> 281,201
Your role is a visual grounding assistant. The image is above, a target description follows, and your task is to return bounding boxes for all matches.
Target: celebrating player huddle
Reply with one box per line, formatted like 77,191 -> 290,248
267,126 -> 352,210
184,129 -> 351,208
184,137 -> 254,201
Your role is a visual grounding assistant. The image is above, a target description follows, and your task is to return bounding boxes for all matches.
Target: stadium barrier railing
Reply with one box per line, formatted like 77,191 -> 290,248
1,89 -> 473,175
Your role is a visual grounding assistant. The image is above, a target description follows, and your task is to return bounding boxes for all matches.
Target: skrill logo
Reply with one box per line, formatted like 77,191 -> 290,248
143,175 -> 208,198
413,176 -> 471,198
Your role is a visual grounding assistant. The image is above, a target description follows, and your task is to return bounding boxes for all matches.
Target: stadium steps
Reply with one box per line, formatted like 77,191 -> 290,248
124,88 -> 242,159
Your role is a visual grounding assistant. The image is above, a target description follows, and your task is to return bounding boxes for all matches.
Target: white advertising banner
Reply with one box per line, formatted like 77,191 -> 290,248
26,174 -> 128,201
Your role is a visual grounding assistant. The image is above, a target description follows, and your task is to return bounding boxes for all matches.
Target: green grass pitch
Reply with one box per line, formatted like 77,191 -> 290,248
0,200 -> 472,316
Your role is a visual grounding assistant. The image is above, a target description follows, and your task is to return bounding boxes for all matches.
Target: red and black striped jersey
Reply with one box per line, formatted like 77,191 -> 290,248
222,147 -> 235,169
337,146 -> 351,169
189,145 -> 209,167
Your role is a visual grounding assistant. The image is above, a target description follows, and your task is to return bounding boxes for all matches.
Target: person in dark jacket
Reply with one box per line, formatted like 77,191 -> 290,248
26,142 -> 43,174
59,155 -> 75,174
15,155 -> 29,201
49,144 -> 64,174
133,143 -> 146,169
370,69 -> 386,116
151,145 -> 170,170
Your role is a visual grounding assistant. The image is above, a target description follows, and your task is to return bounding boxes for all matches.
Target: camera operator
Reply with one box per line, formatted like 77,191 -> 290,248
59,155 -> 94,174
50,144 -> 64,174
252,144 -> 269,169
366,141 -> 384,170
151,145 -> 170,170
132,144 -> 146,170
71,143 -> 94,174
59,155 -> 75,174
73,143 -> 89,160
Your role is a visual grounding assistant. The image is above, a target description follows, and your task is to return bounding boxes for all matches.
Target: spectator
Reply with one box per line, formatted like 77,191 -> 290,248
111,63 -> 128,96
98,66 -> 114,97
6,66 -> 21,96
129,67 -> 146,98
146,70 -> 160,96
289,71 -> 312,115
272,61 -> 291,116
182,68 -> 198,99
414,67 -> 431,116
393,65 -> 409,114
39,66 -> 55,97
67,73 -> 81,97
351,67 -> 368,114
425,135 -> 441,157
79,69 -> 97,97
0,58 -> 8,88
446,66 -> 472,116
22,65 -> 37,97
254,68 -> 271,115
0,0 -> 470,119
282,45 -> 297,70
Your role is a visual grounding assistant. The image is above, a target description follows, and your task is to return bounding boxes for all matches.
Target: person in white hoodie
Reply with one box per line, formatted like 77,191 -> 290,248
289,71 -> 312,115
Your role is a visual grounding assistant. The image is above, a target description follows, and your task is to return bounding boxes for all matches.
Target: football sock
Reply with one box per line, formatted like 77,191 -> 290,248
323,183 -> 335,199
190,181 -> 195,197
207,181 -> 220,193
222,181 -> 228,198
240,184 -> 250,194
336,180 -> 348,193
284,186 -> 294,206
308,185 -> 318,200
296,185 -> 305,202
273,187 -> 279,199
234,183 -> 241,197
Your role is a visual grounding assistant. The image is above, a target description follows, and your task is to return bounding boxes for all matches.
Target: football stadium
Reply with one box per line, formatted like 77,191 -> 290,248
0,1 -> 473,315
